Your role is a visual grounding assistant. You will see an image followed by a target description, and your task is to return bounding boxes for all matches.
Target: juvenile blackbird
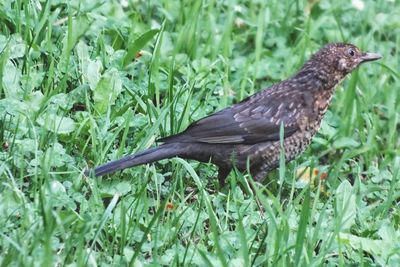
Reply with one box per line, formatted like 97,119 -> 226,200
88,43 -> 381,185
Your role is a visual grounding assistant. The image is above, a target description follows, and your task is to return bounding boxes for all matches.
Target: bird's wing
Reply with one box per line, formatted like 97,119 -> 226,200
159,87 -> 315,145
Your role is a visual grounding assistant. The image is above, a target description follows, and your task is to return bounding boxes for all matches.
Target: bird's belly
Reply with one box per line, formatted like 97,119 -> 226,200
182,119 -> 323,180
242,120 -> 322,180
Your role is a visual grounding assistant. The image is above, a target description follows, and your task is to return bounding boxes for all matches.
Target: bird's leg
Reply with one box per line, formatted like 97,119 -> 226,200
247,167 -> 267,218
217,167 -> 231,188
249,181 -> 266,219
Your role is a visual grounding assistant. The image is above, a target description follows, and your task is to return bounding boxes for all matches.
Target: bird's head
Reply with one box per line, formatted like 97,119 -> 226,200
313,43 -> 381,76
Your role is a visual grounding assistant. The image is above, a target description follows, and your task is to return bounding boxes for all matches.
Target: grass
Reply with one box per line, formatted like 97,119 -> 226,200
0,0 -> 399,266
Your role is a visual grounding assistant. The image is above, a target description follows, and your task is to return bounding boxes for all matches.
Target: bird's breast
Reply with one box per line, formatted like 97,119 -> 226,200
314,88 -> 335,116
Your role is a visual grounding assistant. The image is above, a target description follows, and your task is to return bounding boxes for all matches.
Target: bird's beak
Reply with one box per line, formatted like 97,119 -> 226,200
360,52 -> 382,63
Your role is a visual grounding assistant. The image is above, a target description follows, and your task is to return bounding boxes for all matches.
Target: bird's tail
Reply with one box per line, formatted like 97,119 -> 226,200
88,143 -> 181,177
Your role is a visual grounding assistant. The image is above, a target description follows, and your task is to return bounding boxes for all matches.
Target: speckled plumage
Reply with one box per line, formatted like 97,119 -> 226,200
88,43 -> 381,185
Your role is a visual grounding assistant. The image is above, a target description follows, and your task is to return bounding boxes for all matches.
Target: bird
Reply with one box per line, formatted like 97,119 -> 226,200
87,43 -> 381,186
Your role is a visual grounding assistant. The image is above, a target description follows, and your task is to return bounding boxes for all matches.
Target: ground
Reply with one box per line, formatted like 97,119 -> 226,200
0,0 -> 399,266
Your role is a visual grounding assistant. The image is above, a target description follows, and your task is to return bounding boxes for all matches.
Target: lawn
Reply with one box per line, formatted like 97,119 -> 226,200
0,0 -> 399,266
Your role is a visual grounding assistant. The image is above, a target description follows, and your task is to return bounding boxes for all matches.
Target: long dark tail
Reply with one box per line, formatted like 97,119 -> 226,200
87,143 -> 181,177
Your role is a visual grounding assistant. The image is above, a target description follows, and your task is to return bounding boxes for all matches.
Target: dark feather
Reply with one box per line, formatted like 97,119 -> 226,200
159,84 -> 315,144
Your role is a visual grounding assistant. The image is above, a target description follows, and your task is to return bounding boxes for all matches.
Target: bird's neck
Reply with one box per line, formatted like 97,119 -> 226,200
291,62 -> 347,117
293,63 -> 345,92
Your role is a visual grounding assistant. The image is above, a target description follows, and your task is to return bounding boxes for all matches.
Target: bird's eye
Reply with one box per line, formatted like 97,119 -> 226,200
348,49 -> 355,57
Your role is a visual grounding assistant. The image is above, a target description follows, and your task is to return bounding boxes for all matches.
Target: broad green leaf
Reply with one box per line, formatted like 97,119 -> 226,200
0,35 -> 7,52
47,93 -> 73,110
339,233 -> 382,258
77,40 -> 103,90
3,60 -> 22,98
76,40 -> 89,63
333,137 -> 360,149
37,114 -> 76,134
93,68 -> 122,114
0,34 -> 25,59
123,29 -> 159,67
9,34 -> 25,59
230,258 -> 245,267
336,180 -> 356,230
339,229 -> 400,266
43,142 -> 73,168
319,120 -> 338,138
86,60 -> 103,90
100,180 -> 132,197
63,14 -> 92,55
49,180 -> 67,194
26,91 -> 45,112
14,139 -> 38,154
